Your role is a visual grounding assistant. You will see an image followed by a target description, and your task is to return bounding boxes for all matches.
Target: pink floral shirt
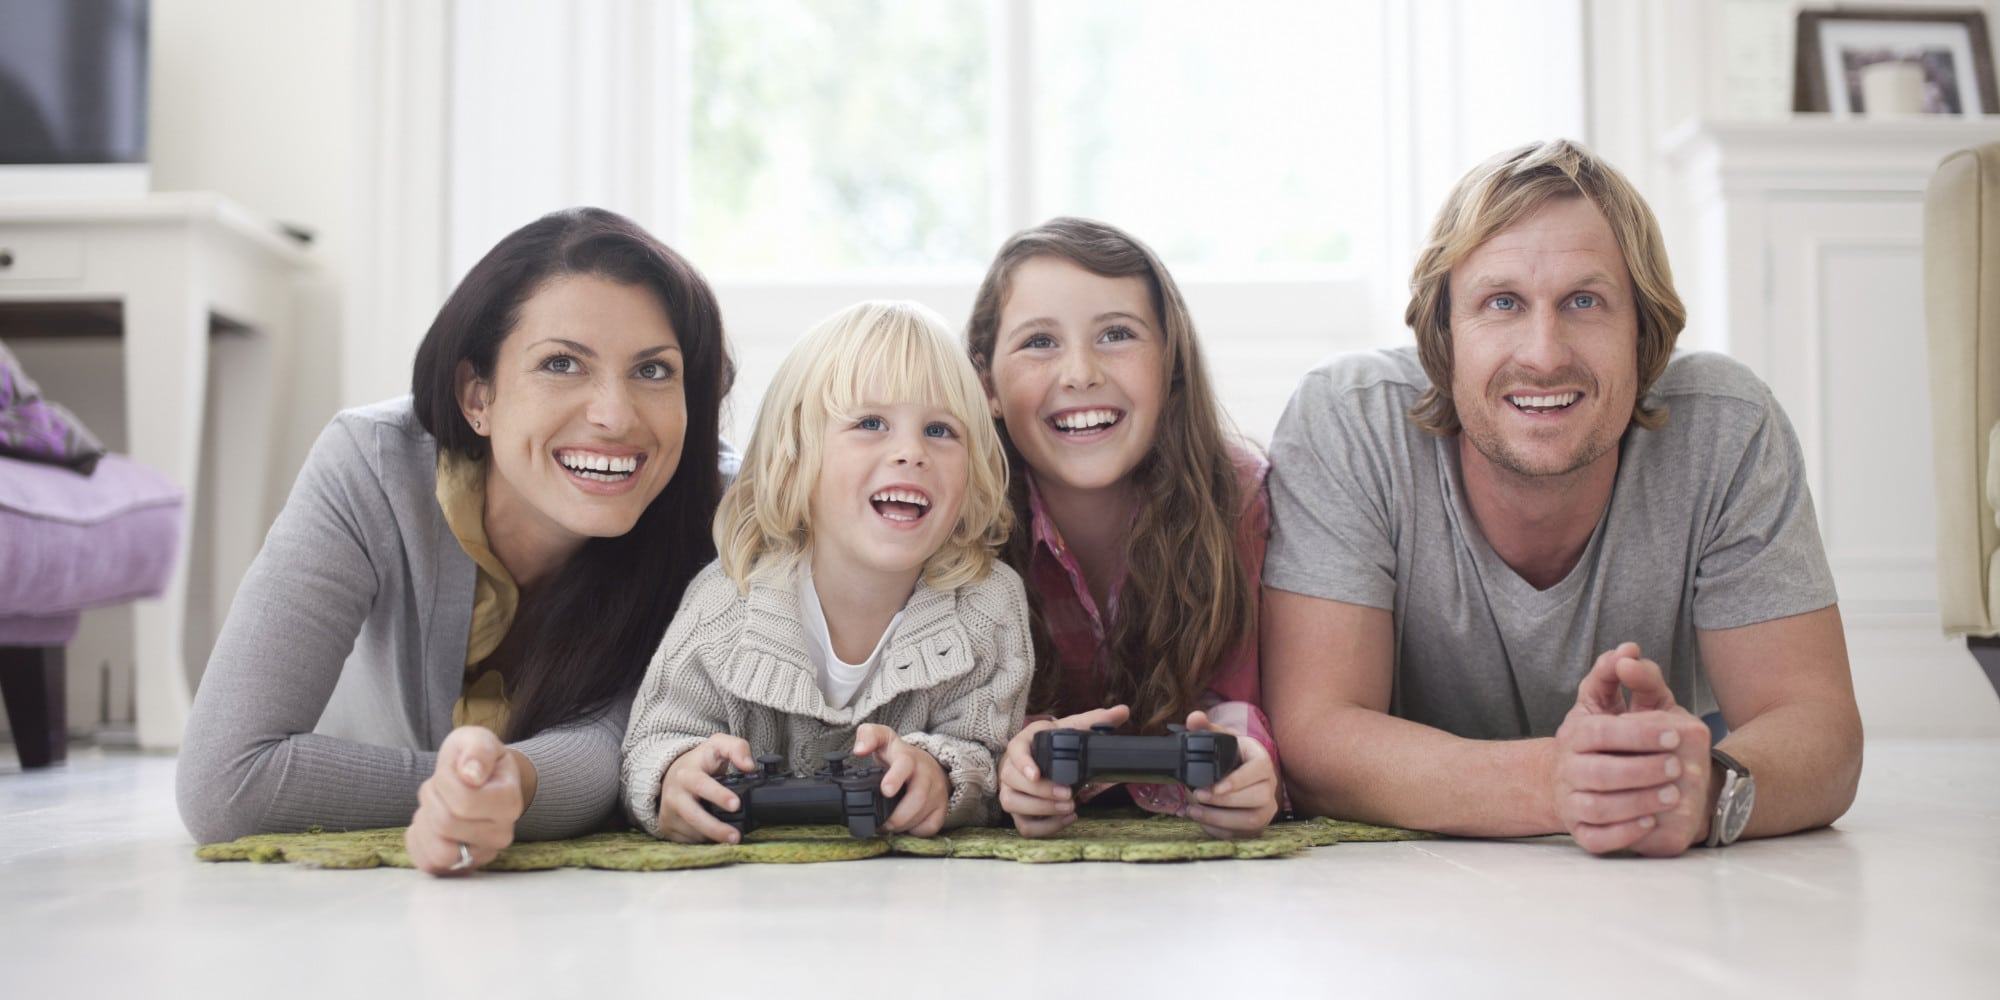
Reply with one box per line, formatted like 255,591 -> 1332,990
1022,444 -> 1280,816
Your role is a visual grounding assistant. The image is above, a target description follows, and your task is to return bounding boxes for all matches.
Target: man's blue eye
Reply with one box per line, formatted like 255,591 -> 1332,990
1491,296 -> 1518,311
925,422 -> 956,439
857,416 -> 886,431
1572,293 -> 1597,309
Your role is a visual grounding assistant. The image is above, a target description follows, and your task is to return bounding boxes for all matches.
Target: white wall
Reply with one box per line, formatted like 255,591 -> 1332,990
5,0 -> 360,736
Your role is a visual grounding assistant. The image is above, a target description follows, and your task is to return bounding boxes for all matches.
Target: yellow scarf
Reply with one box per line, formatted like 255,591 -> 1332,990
435,452 -> 520,734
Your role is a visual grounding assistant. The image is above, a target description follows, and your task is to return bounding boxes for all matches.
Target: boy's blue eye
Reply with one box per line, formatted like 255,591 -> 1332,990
924,422 -> 957,439
857,415 -> 886,431
1570,293 -> 1598,309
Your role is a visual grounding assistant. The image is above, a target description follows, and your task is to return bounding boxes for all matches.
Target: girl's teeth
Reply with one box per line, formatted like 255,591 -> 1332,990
1054,409 -> 1119,430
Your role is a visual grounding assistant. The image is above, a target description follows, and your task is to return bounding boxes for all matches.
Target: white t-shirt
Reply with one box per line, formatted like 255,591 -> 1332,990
798,566 -> 904,709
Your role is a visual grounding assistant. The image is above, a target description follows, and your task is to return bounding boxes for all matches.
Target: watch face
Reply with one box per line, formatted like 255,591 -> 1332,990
1722,777 -> 1756,844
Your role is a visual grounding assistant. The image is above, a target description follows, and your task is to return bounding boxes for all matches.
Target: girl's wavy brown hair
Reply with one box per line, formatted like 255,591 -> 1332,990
966,217 -> 1254,734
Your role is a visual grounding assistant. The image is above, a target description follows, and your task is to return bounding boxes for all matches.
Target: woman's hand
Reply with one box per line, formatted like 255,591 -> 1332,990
853,724 -> 950,837
407,725 -> 535,875
657,734 -> 758,844
1184,710 -> 1280,839
997,704 -> 1130,838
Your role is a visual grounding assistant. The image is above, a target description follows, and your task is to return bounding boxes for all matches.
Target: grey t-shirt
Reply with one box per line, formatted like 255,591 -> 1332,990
1263,347 -> 1837,740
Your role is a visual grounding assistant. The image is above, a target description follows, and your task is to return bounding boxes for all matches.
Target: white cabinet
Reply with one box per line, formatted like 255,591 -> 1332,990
1666,117 -> 2000,736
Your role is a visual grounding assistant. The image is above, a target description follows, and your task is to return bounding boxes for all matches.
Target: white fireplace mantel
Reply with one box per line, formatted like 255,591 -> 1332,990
1663,115 -> 2000,737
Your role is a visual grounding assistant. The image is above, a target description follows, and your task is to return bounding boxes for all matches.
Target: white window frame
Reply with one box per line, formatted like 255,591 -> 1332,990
437,0 -> 1588,443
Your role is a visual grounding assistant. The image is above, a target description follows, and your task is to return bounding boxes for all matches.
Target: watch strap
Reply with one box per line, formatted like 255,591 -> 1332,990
1706,748 -> 1750,848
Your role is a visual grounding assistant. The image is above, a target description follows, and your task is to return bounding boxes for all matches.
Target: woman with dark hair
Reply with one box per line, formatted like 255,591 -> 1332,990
176,208 -> 735,874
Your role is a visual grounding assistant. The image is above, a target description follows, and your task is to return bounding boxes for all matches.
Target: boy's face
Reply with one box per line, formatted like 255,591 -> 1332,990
809,398 -> 970,583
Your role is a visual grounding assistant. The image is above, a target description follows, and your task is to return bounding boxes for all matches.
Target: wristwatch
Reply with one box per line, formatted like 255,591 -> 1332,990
1704,748 -> 1755,848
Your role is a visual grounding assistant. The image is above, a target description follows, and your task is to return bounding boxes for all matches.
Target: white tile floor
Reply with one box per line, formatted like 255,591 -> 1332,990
2,741 -> 1996,999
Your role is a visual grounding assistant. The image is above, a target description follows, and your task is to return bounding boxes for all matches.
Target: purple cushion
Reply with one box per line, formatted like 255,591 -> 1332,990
0,339 -> 108,474
0,452 -> 183,616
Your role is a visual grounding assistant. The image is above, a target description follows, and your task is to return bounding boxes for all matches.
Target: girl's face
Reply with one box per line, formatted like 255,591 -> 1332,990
459,274 -> 687,542
810,398 -> 969,582
985,256 -> 1166,496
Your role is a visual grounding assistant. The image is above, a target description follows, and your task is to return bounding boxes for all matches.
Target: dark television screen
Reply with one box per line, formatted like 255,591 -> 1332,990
0,0 -> 148,165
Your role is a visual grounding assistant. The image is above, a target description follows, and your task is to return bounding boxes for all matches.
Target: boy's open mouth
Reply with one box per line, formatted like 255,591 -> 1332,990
1046,407 -> 1124,436
869,487 -> 931,522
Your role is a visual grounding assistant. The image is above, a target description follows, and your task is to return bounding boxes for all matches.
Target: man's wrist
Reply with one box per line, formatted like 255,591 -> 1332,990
1534,736 -> 1565,833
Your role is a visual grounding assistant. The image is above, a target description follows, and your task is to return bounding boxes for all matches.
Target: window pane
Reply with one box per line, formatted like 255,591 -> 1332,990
687,0 -> 991,271
1032,1 -> 1383,267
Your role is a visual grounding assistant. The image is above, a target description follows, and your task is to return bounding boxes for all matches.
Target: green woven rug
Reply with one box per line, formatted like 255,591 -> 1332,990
196,814 -> 1432,871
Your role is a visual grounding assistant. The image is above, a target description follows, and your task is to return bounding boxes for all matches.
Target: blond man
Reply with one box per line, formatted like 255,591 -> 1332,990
1263,140 -> 1863,856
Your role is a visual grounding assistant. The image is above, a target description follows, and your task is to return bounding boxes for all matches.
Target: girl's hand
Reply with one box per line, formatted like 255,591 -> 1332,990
1184,710 -> 1279,839
407,725 -> 534,875
998,704 -> 1131,838
657,733 -> 758,844
853,724 -> 949,836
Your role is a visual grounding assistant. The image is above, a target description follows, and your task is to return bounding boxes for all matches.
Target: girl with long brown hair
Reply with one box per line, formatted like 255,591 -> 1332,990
967,217 -> 1281,839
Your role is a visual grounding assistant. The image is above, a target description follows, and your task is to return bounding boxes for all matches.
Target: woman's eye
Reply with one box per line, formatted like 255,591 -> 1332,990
857,415 -> 886,432
1489,295 -> 1519,312
542,355 -> 580,374
1022,333 -> 1056,350
1570,293 -> 1598,309
636,361 -> 677,381
1100,325 -> 1135,343
924,422 -> 957,439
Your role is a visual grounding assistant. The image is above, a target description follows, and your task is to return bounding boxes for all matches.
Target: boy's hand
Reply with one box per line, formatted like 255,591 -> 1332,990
854,724 -> 949,836
657,733 -> 758,844
1184,710 -> 1280,839
997,704 -> 1131,838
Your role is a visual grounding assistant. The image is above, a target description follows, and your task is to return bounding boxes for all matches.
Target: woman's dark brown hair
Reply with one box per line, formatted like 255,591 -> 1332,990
967,217 -> 1255,734
410,207 -> 734,741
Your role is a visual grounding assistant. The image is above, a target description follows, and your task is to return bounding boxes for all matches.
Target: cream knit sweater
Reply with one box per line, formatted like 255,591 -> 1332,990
621,559 -> 1034,837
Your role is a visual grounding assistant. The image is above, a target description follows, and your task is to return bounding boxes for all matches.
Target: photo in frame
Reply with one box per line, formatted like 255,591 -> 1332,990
1793,7 -> 1999,115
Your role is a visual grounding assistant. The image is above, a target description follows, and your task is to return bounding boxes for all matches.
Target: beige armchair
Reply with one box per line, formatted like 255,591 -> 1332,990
1925,142 -> 2000,692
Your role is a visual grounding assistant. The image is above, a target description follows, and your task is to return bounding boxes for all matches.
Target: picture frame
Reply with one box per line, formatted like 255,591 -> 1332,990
1793,7 -> 1999,115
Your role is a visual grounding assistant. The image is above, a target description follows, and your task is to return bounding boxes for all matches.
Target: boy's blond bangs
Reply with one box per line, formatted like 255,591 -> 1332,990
715,301 -> 1012,592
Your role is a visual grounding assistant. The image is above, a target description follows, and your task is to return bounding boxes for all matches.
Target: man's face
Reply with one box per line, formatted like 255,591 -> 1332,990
1447,195 -> 1640,481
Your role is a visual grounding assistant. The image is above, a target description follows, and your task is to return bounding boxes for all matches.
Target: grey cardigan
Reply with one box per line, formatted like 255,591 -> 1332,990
176,398 -> 728,844
621,560 -> 1035,837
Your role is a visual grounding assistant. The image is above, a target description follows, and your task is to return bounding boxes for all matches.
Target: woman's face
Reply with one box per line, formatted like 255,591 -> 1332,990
459,274 -> 687,542
985,255 -> 1166,496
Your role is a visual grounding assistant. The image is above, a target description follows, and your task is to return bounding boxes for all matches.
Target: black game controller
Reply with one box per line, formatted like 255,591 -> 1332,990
706,751 -> 903,838
1031,724 -> 1240,789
